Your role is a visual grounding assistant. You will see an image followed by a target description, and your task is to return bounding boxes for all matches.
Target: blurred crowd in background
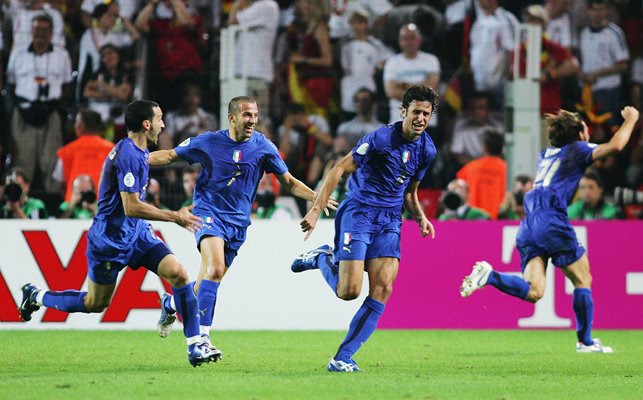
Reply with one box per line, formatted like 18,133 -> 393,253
0,0 -> 641,222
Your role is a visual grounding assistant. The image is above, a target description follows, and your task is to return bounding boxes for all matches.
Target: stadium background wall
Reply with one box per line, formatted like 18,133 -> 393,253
0,220 -> 641,330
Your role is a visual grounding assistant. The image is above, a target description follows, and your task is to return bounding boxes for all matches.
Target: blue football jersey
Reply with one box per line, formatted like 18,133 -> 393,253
524,141 -> 596,214
88,137 -> 149,259
175,130 -> 288,227
347,122 -> 437,208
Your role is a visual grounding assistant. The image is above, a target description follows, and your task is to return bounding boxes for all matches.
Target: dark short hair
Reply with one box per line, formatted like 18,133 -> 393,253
32,14 -> 53,30
284,103 -> 306,116
484,131 -> 504,156
582,169 -> 604,188
401,85 -> 439,112
514,174 -> 533,186
544,110 -> 584,148
353,87 -> 374,103
228,96 -> 256,115
99,43 -> 120,55
125,100 -> 159,133
92,3 -> 110,19
586,0 -> 606,7
78,109 -> 103,132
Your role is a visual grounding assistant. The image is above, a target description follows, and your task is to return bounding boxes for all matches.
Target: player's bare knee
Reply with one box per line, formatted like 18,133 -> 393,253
85,299 -> 110,313
203,264 -> 225,281
526,289 -> 544,303
162,265 -> 189,287
371,284 -> 393,302
336,285 -> 360,300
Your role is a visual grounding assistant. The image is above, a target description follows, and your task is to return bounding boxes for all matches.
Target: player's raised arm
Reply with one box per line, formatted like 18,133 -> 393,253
149,149 -> 180,166
592,106 -> 639,160
299,153 -> 357,240
404,180 -> 435,239
120,191 -> 202,232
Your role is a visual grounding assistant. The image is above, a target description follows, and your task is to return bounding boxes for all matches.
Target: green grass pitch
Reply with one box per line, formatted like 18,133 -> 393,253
1,330 -> 641,399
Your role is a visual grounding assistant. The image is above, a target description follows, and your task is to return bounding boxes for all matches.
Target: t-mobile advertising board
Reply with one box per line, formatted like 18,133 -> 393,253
0,220 -> 641,330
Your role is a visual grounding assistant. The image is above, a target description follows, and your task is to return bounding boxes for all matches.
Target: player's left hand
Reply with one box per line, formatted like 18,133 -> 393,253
419,217 -> 435,239
322,196 -> 339,216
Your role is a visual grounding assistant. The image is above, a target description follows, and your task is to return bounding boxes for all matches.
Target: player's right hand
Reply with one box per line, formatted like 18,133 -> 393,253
176,205 -> 202,233
622,106 -> 640,122
300,209 -> 322,241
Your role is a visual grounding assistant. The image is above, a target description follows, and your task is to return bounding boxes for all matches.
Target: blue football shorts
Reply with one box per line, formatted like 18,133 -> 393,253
516,209 -> 585,272
333,200 -> 402,262
87,224 -> 172,285
195,214 -> 247,268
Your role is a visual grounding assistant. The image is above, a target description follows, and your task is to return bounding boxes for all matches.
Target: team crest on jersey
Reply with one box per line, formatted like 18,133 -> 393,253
204,216 -> 214,223
402,150 -> 410,163
343,232 -> 352,245
179,138 -> 191,147
233,150 -> 242,162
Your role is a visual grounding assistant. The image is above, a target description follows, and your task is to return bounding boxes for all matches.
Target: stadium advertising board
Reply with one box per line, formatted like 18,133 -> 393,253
0,220 -> 641,329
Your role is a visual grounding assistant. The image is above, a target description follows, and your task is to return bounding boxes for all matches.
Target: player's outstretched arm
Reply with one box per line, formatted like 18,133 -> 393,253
276,172 -> 339,213
592,106 -> 640,160
299,153 -> 357,240
120,192 -> 202,232
404,180 -> 435,239
148,149 -> 180,166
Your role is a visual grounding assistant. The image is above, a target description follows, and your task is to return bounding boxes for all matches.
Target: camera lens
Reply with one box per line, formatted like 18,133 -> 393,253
443,192 -> 462,211
5,183 -> 23,202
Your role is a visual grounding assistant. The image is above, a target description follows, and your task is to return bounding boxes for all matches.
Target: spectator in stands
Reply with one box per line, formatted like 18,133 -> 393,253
498,174 -> 534,220
7,14 -> 72,194
254,172 -> 295,219
1,168 -> 47,219
77,2 -> 139,103
80,0 -> 142,28
383,23 -> 440,125
228,0 -> 280,123
277,103 -> 332,189
338,10 -> 393,118
285,0 -> 334,116
58,174 -> 98,219
579,0 -> 629,127
6,0 -> 66,49
135,0 -> 204,110
335,88 -> 384,153
159,81 -> 217,150
567,169 -> 623,220
456,131 -> 506,219
328,0 -> 392,41
144,178 -> 169,210
438,178 -> 490,220
83,44 -> 133,140
521,5 -> 579,116
53,109 -> 114,203
545,0 -> 574,50
449,92 -> 504,168
179,166 -> 199,208
468,0 -> 517,111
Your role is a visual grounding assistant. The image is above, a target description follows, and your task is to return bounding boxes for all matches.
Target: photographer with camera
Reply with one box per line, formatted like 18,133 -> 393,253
1,168 -> 48,219
59,175 -> 98,219
438,179 -> 490,220
498,174 -> 534,220
567,170 -> 623,220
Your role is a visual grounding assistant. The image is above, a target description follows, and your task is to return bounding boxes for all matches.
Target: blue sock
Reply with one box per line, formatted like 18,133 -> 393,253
573,288 -> 594,346
487,271 -> 530,300
335,296 -> 385,361
197,279 -> 220,330
42,290 -> 88,313
317,253 -> 338,293
172,283 -> 200,339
